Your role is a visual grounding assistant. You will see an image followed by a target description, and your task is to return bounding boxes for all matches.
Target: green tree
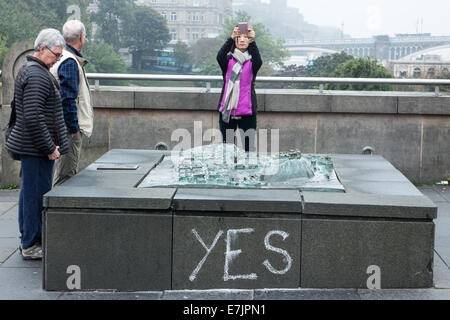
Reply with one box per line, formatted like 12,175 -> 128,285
92,0 -> 135,51
0,0 -> 90,65
328,58 -> 393,91
173,41 -> 192,73
190,38 -> 221,75
123,6 -> 170,70
83,41 -> 128,85
305,52 -> 355,77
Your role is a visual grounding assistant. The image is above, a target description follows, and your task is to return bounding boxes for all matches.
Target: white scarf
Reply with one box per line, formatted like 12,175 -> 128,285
222,49 -> 252,123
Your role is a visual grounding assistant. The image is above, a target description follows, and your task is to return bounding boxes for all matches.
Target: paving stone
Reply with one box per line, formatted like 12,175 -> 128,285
301,218 -> 435,289
172,215 -> 301,290
254,289 -> 361,300
0,268 -> 61,300
0,248 -> 15,264
58,291 -> 163,300
419,187 -> 448,204
302,192 -> 437,219
44,211 -> 172,292
0,250 -> 42,268
437,203 -> 450,218
0,237 -> 20,250
162,290 -> 253,300
94,149 -> 167,164
433,252 -> 450,289
174,189 -> 302,213
0,205 -> 18,220
358,289 -> 450,300
434,216 -> 450,249
434,186 -> 450,202
0,202 -> 16,214
0,219 -> 20,238
44,187 -> 176,210
0,191 -> 19,202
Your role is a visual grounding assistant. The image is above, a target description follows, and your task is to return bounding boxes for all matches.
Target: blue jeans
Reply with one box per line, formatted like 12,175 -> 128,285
18,155 -> 54,250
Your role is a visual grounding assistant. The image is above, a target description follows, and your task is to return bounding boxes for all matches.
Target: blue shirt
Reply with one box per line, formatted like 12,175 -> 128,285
58,44 -> 83,134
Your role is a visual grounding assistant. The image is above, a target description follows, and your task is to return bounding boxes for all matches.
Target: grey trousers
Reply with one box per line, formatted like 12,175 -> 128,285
53,130 -> 84,186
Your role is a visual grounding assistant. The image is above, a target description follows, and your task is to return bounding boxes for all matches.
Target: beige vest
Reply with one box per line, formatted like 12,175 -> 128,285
51,48 -> 94,138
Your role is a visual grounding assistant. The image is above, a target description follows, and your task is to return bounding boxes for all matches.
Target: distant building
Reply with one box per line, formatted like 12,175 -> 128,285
390,55 -> 450,78
137,0 -> 233,44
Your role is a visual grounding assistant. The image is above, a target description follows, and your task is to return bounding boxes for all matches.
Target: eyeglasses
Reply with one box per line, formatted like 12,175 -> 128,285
45,46 -> 63,59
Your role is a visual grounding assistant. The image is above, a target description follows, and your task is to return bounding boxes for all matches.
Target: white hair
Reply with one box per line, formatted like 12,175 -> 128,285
63,20 -> 86,43
34,28 -> 66,51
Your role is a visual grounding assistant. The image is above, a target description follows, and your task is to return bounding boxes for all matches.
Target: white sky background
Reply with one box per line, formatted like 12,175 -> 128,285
279,0 -> 450,38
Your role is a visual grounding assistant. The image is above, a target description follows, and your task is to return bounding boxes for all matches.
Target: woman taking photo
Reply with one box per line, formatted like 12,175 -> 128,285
217,25 -> 263,152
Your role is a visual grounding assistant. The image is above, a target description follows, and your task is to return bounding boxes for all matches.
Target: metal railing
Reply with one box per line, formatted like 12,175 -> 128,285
86,73 -> 450,96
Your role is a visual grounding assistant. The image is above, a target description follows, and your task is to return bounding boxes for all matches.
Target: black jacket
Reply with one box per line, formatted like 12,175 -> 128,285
216,38 -> 263,116
5,56 -> 68,158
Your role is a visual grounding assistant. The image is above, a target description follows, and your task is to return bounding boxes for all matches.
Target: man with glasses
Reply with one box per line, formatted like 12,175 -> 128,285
51,20 -> 94,186
5,29 -> 69,260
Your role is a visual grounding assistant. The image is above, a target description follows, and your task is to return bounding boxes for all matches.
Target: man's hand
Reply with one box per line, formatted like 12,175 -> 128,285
48,146 -> 60,161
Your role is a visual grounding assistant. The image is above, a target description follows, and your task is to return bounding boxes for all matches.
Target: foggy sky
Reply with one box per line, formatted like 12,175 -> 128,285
281,0 -> 450,38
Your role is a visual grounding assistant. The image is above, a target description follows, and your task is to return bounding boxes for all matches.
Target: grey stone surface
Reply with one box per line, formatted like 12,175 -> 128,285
44,211 -> 172,291
0,248 -> 15,264
0,219 -> 20,238
358,289 -> 450,300
330,95 -> 397,114
59,170 -> 146,189
435,186 -> 450,202
264,93 -> 331,113
434,216 -> 450,249
109,110 -> 215,151
316,115 -> 422,183
254,289 -> 360,300
433,252 -> 450,289
162,289 -> 253,300
0,202 -> 16,213
301,218 -> 435,289
302,192 -> 437,219
0,250 -> 42,268
0,190 -> 19,202
0,267 -> 61,300
421,118 -> 450,182
172,215 -> 301,290
398,96 -> 450,115
44,187 -> 175,210
173,189 -> 302,213
420,186 -> 449,203
91,90 -> 134,109
94,148 -> 166,164
0,205 -> 18,220
135,90 -> 219,111
258,113 -> 317,154
341,180 -> 425,196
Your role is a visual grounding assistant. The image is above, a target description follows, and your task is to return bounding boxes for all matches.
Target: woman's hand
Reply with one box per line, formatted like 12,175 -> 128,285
248,29 -> 256,43
231,27 -> 240,40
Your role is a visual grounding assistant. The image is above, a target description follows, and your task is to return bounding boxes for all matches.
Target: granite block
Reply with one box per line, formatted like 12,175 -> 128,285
173,189 -> 302,213
301,218 -> 435,289
302,192 -> 437,219
172,215 -> 301,290
44,211 -> 172,291
44,187 -> 176,210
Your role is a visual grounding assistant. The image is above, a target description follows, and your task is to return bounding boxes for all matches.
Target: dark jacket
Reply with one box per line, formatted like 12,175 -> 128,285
217,38 -> 263,116
5,56 -> 68,158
